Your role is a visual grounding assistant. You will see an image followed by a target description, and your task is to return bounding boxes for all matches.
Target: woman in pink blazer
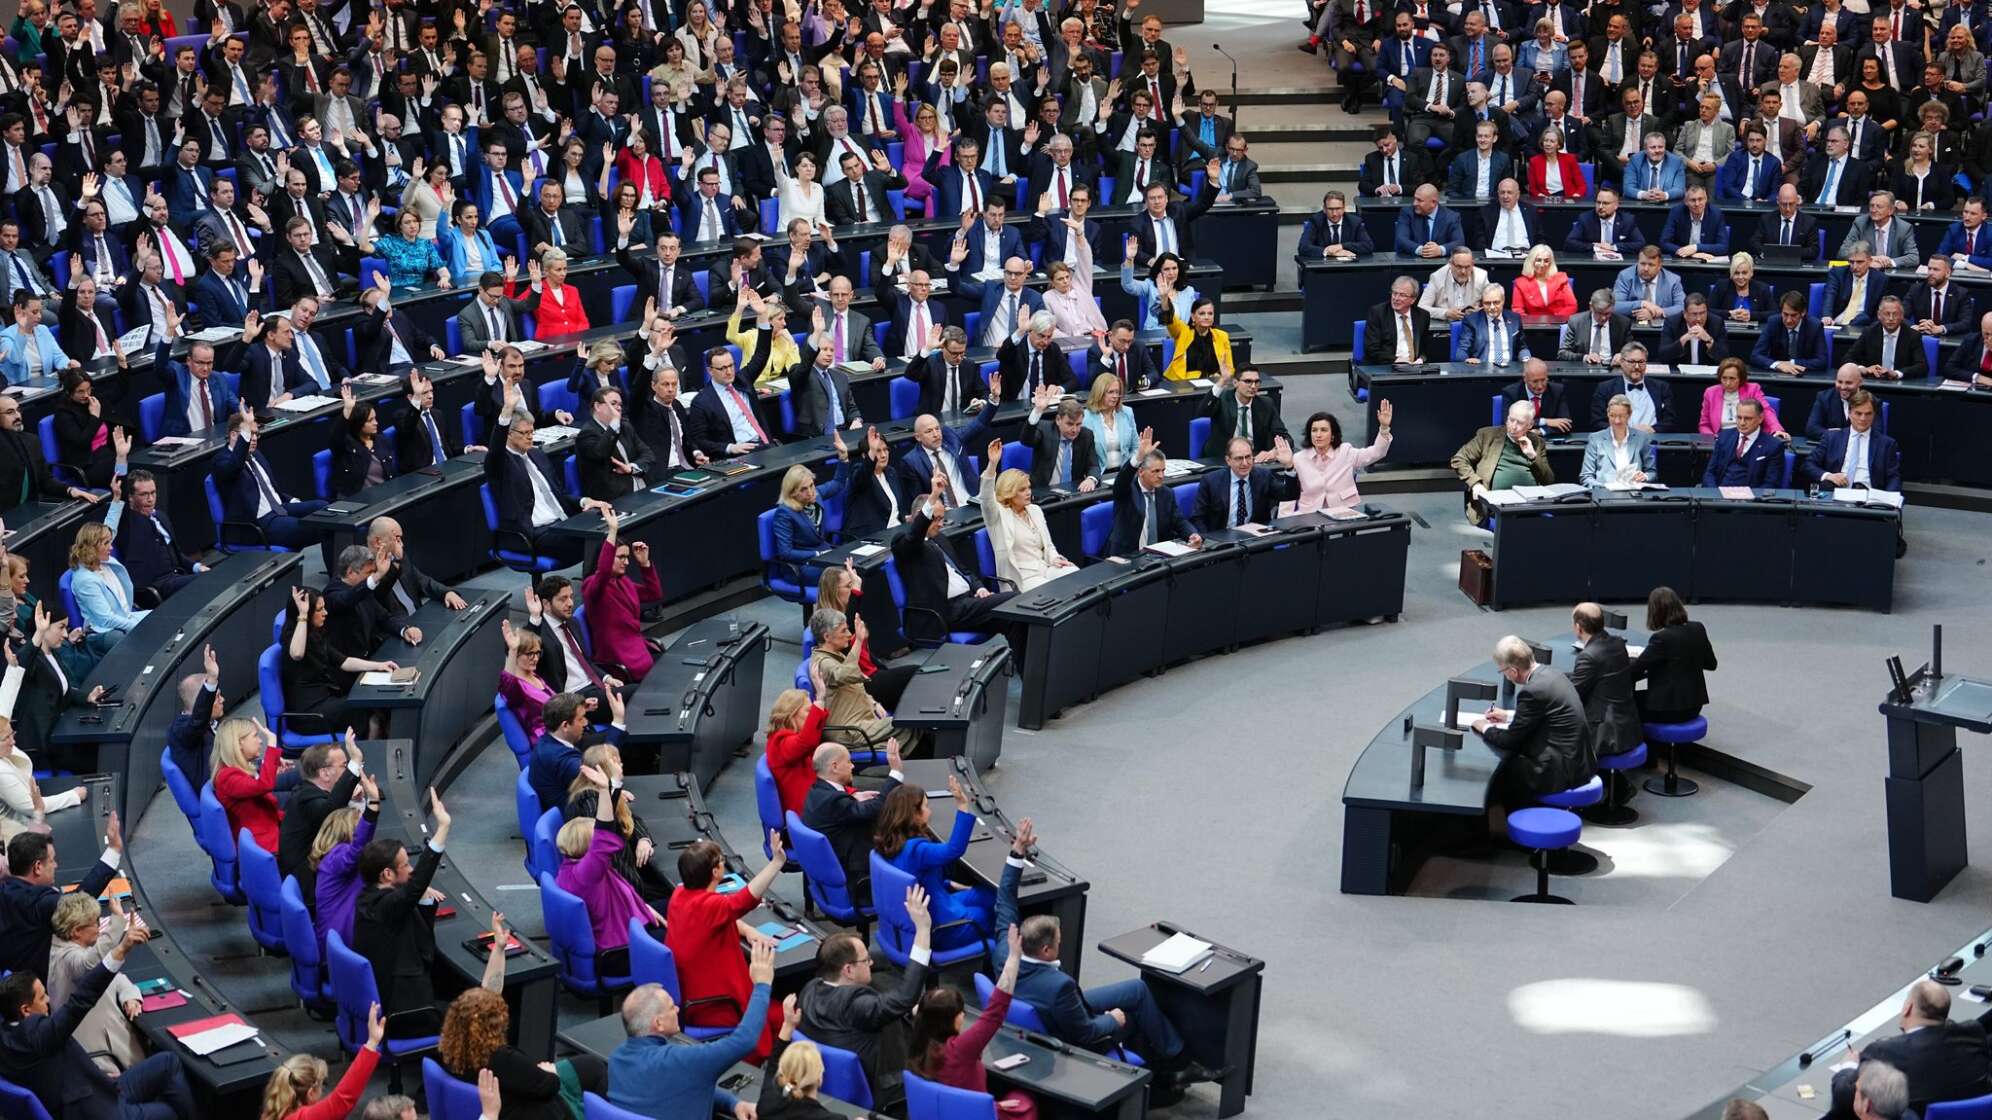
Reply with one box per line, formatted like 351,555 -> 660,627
1697,358 -> 1787,436
1289,404 -> 1394,512
581,509 -> 665,681
897,98 -> 950,210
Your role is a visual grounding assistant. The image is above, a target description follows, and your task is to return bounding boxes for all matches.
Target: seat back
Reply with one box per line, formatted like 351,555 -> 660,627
753,756 -> 785,858
324,929 -> 384,1050
1352,318 -> 1367,361
625,918 -> 680,998
1448,320 -> 1465,362
902,1070 -> 998,1120
532,809 -> 562,885
495,693 -> 532,767
869,852 -> 918,963
539,870 -> 623,993
196,783 -> 241,901
972,971 -> 1049,1030
279,875 -> 328,1006
786,811 -> 864,921
889,376 -> 921,419
57,570 -> 78,631
1186,416 -> 1212,460
1926,1094 -> 1992,1119
159,747 -> 202,829
237,828 -> 287,950
138,393 -> 165,444
998,442 -> 1032,474
794,1030 -> 876,1109
582,1092 -> 650,1120
311,449 -> 333,500
0,1075 -> 56,1120
423,1059 -> 483,1120
1079,502 -> 1113,560
36,415 -> 68,484
514,769 -> 541,875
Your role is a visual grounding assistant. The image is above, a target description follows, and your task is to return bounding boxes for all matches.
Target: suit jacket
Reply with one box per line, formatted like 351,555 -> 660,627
1800,155 -> 1871,207
1657,312 -> 1731,365
1499,377 -> 1569,428
1563,210 -> 1646,256
352,844 -> 443,1020
1858,1022 -> 1992,1112
240,342 -> 311,409
1558,313 -> 1634,362
1297,210 -> 1376,259
801,776 -> 899,888
520,205 -> 589,255
1445,149 -> 1515,199
1844,325 -> 1928,380
1198,390 -> 1290,455
276,766 -> 362,890
1754,207 -> 1820,260
1714,147 -> 1781,202
573,417 -> 657,500
1840,215 -> 1921,266
1569,632 -> 1642,758
1821,265 -> 1888,327
1622,152 -> 1688,200
1803,426 -> 1902,489
1631,619 -> 1716,712
1903,282 -> 1976,338
0,958 -> 128,1120
454,292 -> 533,354
685,380 -> 777,458
1480,665 -> 1595,796
1393,204 -> 1467,255
1363,302 -> 1434,364
889,498 -> 989,637
1019,417 -> 1099,490
355,305 -> 440,371
1660,203 -> 1731,255
482,444 -> 580,541
1579,426 -> 1658,483
1107,460 -> 1197,555
823,169 -> 905,226
785,359 -> 862,440
894,410 -> 993,503
272,243 -> 349,307
1462,311 -> 1532,365
1127,182 -> 1219,264
1189,466 -> 1298,533
1451,425 -> 1553,524
1357,148 -> 1436,197
1700,426 -> 1786,486
1479,200 -> 1542,251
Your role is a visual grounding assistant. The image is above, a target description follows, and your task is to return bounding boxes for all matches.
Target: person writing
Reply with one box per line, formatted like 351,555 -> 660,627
1470,636 -> 1595,817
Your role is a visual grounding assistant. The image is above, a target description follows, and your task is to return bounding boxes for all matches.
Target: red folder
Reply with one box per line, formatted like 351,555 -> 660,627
166,1012 -> 246,1039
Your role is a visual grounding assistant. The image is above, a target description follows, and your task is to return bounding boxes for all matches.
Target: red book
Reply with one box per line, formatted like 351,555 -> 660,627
166,1012 -> 246,1039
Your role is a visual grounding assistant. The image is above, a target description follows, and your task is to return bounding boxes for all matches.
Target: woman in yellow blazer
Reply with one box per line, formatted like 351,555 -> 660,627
1158,292 -> 1234,382
728,288 -> 805,391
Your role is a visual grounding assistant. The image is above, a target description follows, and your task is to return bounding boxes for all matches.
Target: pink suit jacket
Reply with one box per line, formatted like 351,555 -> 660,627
581,538 -> 665,680
1698,381 -> 1786,436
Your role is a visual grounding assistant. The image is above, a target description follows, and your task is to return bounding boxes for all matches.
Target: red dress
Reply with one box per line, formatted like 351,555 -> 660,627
213,745 -> 284,854
664,884 -> 786,1063
766,706 -> 828,817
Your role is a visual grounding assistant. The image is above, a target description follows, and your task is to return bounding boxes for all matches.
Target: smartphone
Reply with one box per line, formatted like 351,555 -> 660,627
992,1053 -> 1031,1071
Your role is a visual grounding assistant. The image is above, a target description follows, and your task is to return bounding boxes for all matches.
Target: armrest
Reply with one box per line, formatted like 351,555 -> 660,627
217,517 -> 272,549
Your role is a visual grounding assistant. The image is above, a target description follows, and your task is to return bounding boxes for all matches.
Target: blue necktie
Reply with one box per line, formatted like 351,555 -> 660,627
424,410 -> 444,463
1233,477 -> 1246,527
820,369 -> 842,428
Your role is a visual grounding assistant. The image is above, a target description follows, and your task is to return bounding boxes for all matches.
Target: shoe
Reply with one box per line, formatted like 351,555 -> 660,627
1298,38 -> 1319,53
1175,1060 -> 1231,1086
1150,1081 -> 1187,1107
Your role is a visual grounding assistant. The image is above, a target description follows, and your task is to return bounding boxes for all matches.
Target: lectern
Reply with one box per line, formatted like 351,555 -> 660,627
1879,674 -> 1992,901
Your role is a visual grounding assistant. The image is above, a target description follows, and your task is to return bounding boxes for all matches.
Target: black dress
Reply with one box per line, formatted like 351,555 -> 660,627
280,621 -> 365,735
447,1045 -> 606,1120
562,788 -> 674,905
50,398 -> 115,488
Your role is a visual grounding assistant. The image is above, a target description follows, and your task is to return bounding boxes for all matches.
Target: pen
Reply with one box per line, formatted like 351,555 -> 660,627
1198,957 -> 1213,972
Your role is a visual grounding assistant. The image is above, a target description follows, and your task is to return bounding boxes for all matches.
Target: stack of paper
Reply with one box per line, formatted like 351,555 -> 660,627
180,1021 -> 259,1056
1453,705 -> 1508,730
1143,540 -> 1195,557
116,325 -> 151,354
188,326 -> 241,343
1514,483 -> 1587,500
848,543 -> 887,558
1478,489 -> 1524,507
1718,486 -> 1756,500
532,425 -> 578,444
1834,488 -> 1905,508
1139,932 -> 1214,974
1678,364 -> 1719,377
273,395 -> 336,413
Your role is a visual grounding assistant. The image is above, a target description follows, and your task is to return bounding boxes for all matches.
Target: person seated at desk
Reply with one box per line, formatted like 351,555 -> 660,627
1931,197 -> 1992,271
1564,187 -> 1646,259
1580,393 -> 1658,485
521,250 -> 590,341
326,545 -> 419,664
1364,277 -> 1434,366
1905,255 -> 1975,341
1108,439 -> 1202,556
1198,368 -> 1289,459
1191,436 -> 1298,534
1042,255 -> 1110,345
1568,601 -> 1643,765
1844,296 -> 1926,381
281,586 -> 401,740
1156,294 -> 1234,384
663,837 -> 788,1065
1701,397 -> 1788,487
1019,388 -> 1101,493
765,688 -> 832,821
1461,283 -> 1528,368
0,658 -> 87,844
528,577 -> 623,699
48,374 -> 121,491
440,915 -> 610,1117
1557,290 -> 1632,365
0,922 -> 191,1120
687,346 -> 779,460
1808,365 -> 1869,438
210,716 -> 296,858
989,819 -> 1218,1105
1393,184 -> 1466,260
1290,407 -> 1392,514
1749,291 -> 1829,376
1709,252 -> 1774,325
1821,242 -> 1888,330
1755,185 -> 1820,263
873,778 -> 993,953
8,602 -> 105,769
392,372 -> 479,474
1803,389 -> 1901,490
795,884 -> 934,1111
498,620 -> 557,745
556,764 -> 667,969
1701,358 -> 1791,436
108,470 -> 203,605
1417,247 -> 1489,324
276,736 -> 364,905
1714,123 -> 1781,204
1528,126 -> 1586,203
609,943 -> 776,1120
1469,635 -> 1595,815
1631,585 -> 1717,724
770,449 -> 855,594
1297,189 -> 1374,262
906,927 -> 1037,1119
1612,246 -> 1686,326
0,293 -> 73,389
164,647 -> 223,798
45,891 -> 146,1077
1084,377 -> 1141,475
574,386 -> 658,503
760,1025 -> 849,1120
1480,180 -> 1542,258
1510,245 -> 1577,317
582,510 -> 665,683
1446,120 -> 1514,204
979,441 -> 1076,593
729,289 -> 803,394
1660,294 -> 1730,366
1451,400 -> 1553,525
1659,184 -> 1730,259
1851,979 -> 1992,1113
67,518 -> 145,649
1838,191 -> 1920,271
890,484 -> 1019,640
366,518 -> 465,620
327,388 -> 396,500
353,792 -> 453,1039
1498,358 -> 1571,433
483,415 -> 612,566
1118,248 -> 1195,335
212,406 -> 333,554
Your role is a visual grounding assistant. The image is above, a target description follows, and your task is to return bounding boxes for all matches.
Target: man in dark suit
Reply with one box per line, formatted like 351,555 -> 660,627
1019,390 -> 1102,491
353,794 -> 452,1034
1802,389 -> 1902,490
1568,603 -> 1643,765
1108,441 -> 1201,556
1657,297 -> 1730,365
1752,291 -> 1830,374
629,364 -> 703,472
326,544 -> 417,657
1356,127 -> 1434,198
1128,176 -> 1218,265
109,470 -> 203,604
890,482 -> 1018,637
1856,15 -> 1922,97
483,413 -> 610,560
210,408 -> 331,552
1905,254 -> 1976,339
1085,321 -> 1163,391
271,216 -> 350,308
1701,398 -> 1789,486
1480,180 -> 1540,253
0,394 -> 90,518
1473,636 -> 1595,810
615,231 -> 704,321
993,318 -> 1069,403
0,821 -> 120,980
1592,355 -> 1676,430
1800,127 -> 1870,206
1499,361 -> 1575,433
519,182 -> 589,258
239,313 -> 312,409
392,371 -> 472,471
1297,190 -> 1375,264
1842,297 -> 1927,380
1857,980 -> 1992,1113
1363,278 -> 1433,364
685,346 -> 777,459
573,384 -> 658,500
368,515 -> 467,617
824,148 -> 906,226
1200,369 -> 1291,455
786,345 -> 864,441
1806,365 -> 1867,439
525,579 -> 617,697
896,406 -> 994,508
275,737 -> 360,892
800,739 -> 904,895
1563,186 -> 1647,257
1190,437 -> 1298,533
354,281 -> 447,373
1755,184 -> 1821,259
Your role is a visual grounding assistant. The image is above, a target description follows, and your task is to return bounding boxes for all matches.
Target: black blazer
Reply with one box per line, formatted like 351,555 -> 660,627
1363,302 -> 1432,364
324,574 -> 409,658
1197,391 -> 1290,455
1843,326 -> 1929,380
272,243 -> 350,307
628,393 -> 697,470
1188,466 -> 1298,533
354,305 -> 440,373
906,348 -> 985,416
1480,665 -> 1594,796
111,506 -> 198,594
276,767 -> 362,893
572,417 -> 657,500
1631,620 -> 1717,715
1589,374 -> 1675,429
392,404 -> 464,471
1861,1022 -> 1992,1112
889,500 -> 987,634
1106,459 -> 1195,556
48,399 -> 114,489
520,205 -> 588,254
0,428 -> 71,516
1498,380 -> 1572,429
1657,312 -> 1731,365
12,647 -> 87,760
1019,418 -> 1100,490
800,775 -> 898,885
328,428 -> 395,498
0,854 -> 114,978
0,959 -> 126,1120
840,468 -> 904,540
482,444 -> 581,541
352,843 -> 444,1020
1569,632 -> 1642,758
1753,209 -> 1819,261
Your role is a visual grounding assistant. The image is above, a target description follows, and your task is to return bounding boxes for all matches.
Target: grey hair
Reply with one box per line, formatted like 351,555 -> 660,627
807,609 -> 845,644
1847,240 -> 1873,257
1029,310 -> 1056,334
541,247 -> 568,266
1619,340 -> 1648,360
1855,1062 -> 1908,1120
621,983 -> 670,1036
1493,635 -> 1535,672
1589,289 -> 1614,312
1606,393 -> 1633,415
361,1098 -> 414,1120
336,545 -> 373,577
1506,399 -> 1536,423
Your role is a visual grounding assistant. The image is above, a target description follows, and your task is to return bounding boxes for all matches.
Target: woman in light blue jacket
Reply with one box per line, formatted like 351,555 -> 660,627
436,198 -> 506,282
68,518 -> 146,654
0,296 -> 74,387
1118,240 -> 1198,331
1080,373 -> 1139,472
1580,393 -> 1658,486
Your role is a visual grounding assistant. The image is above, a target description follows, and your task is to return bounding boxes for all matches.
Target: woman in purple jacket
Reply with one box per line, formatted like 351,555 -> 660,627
555,763 -> 663,974
312,772 -> 381,950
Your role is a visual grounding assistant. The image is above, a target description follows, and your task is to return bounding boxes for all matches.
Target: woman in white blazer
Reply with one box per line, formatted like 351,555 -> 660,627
48,891 -> 146,1074
978,443 -> 1075,592
1080,374 -> 1139,473
1580,393 -> 1659,485
0,659 -> 85,844
68,519 -> 147,639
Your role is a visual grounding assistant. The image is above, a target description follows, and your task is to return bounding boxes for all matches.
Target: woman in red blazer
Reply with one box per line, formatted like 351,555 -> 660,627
1527,127 -> 1588,201
1511,245 -> 1579,316
524,248 -> 591,338
211,718 -> 285,855
611,132 -> 672,210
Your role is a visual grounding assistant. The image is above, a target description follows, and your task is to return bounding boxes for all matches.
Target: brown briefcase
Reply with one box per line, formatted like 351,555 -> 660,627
1458,549 -> 1492,605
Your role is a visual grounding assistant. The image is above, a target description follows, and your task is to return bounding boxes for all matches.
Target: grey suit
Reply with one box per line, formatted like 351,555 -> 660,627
1755,78 -> 1825,123
1839,214 -> 1921,266
1936,48 -> 1987,95
454,292 -> 533,353
819,309 -> 884,366
1672,118 -> 1735,187
1578,427 -> 1657,484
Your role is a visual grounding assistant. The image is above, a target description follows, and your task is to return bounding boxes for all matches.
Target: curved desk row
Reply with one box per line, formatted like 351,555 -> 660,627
51,552 -> 303,824
353,595 -> 511,787
1483,487 -> 1900,610
3,498 -> 99,610
51,775 -> 283,1114
622,617 -> 770,792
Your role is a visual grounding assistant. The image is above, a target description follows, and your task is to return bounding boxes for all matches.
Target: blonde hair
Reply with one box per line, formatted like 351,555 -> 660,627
1524,244 -> 1556,276
210,717 -> 261,778
566,744 -> 632,834
766,688 -> 810,737
778,464 -> 817,510
556,815 -> 596,860
513,629 -> 542,660
1084,372 -> 1119,413
587,340 -> 623,370
68,522 -> 112,570
50,891 -> 99,941
1729,251 -> 1755,279
261,1054 -> 330,1120
993,468 -> 1032,508
776,1039 -> 824,1099
309,806 -> 360,871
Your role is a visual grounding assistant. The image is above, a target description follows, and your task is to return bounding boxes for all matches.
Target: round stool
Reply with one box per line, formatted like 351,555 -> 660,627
1590,744 -> 1649,825
1641,718 -> 1708,798
1506,807 -> 1583,904
1537,776 -> 1604,875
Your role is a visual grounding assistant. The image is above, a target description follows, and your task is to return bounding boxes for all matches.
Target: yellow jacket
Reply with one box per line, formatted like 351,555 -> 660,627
729,308 -> 803,390
1161,311 -> 1233,382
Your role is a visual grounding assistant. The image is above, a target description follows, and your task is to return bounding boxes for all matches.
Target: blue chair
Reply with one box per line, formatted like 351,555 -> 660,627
1589,743 -> 1648,825
1186,416 -> 1212,459
0,1074 -> 56,1120
998,442 -> 1032,474
1923,335 -> 1940,384
625,920 -> 737,1041
312,449 -> 333,500
278,875 -> 332,1009
757,508 -> 818,610
754,756 -> 787,861
327,929 -> 436,1092
138,393 -> 165,444
973,529 -> 997,582
794,1030 -> 875,1109
56,571 -> 79,636
759,197 -> 780,233
1642,716 -> 1708,797
460,402 -> 481,448
1539,775 -> 1604,811
196,783 -> 244,903
787,811 -> 873,934
539,870 -> 634,1005
159,747 -> 202,832
1490,393 -> 1505,427
205,475 -> 293,553
1928,1094 -> 1992,1120
359,257 -> 389,291
882,558 -> 986,647
1763,393 -> 1782,423
495,693 -> 532,767
423,1059 -> 482,1120
446,319 -> 462,356
1448,320 -> 1465,362
1350,319 -> 1370,402
563,457 -> 582,499
610,284 -> 639,324
1506,807 -> 1583,904
889,376 -> 921,419
1080,502 -> 1113,560
258,644 -> 341,752
903,1071 -> 998,1120
237,829 -> 289,953
971,973 -> 1144,1066
539,381 -> 580,419
515,769 -> 542,876
481,483 -> 559,573
871,852 -> 985,970
583,1092 -> 649,1120
531,809 -> 561,885
1807,282 -> 1825,318
38,415 -> 81,487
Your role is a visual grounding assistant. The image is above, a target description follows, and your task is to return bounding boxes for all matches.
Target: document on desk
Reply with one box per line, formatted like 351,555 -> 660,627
1677,364 -> 1719,378
1323,506 -> 1366,520
1478,489 -> 1525,507
1142,540 -> 1196,557
1139,932 -> 1214,974
178,1021 -> 260,1056
1453,705 -> 1508,730
847,544 -> 887,559
1718,486 -> 1756,500
1137,387 -> 1173,397
531,425 -> 578,445
515,340 -> 550,354
187,326 -> 242,343
1513,483 -> 1588,501
1162,458 -> 1201,477
443,355 -> 485,367
273,395 -> 337,413
1938,379 -> 1973,391
1602,480 -> 1668,492
1833,488 -> 1905,508
148,436 -> 201,449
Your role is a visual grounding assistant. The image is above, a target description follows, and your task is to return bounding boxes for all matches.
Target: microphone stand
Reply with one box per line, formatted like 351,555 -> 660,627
1212,42 -> 1239,128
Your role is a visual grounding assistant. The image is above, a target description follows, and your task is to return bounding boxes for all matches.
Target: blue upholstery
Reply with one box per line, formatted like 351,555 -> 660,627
279,875 -> 332,1007
971,973 -> 1143,1066
446,319 -> 462,356
610,284 -> 639,325
974,529 -> 997,582
1643,717 -> 1708,744
1491,393 -> 1504,427
515,769 -> 541,877
495,693 -> 532,767
0,1074 -> 56,1120
423,1059 -> 482,1120
1538,775 -> 1604,809
1080,502 -> 1113,560
538,380 -> 579,421
259,643 -> 340,751
1507,807 -> 1582,849
460,402 -> 480,448
531,809 -> 561,885
1448,320 -> 1464,361
1807,282 -> 1824,318
998,442 -> 1032,474
206,474 -> 293,553
903,1070 -> 999,1120
1351,320 -> 1370,402
38,415 -> 79,487
312,449 -> 333,500
583,1092 -> 649,1120
872,852 -> 985,969
1599,744 -> 1648,770
1927,1093 -> 1992,1119
1186,416 -> 1212,460
159,747 -> 202,831
196,782 -> 244,903
794,1030 -> 875,1109
327,929 -> 439,1060
56,571 -> 78,637
882,558 -> 985,647
758,507 -> 819,607
890,376 -> 921,419
481,483 -> 559,573
539,870 -> 634,998
564,457 -> 582,500
625,920 -> 735,1040
237,829 -> 289,953
138,393 -> 165,443
788,811 -> 873,928
754,756 -> 785,861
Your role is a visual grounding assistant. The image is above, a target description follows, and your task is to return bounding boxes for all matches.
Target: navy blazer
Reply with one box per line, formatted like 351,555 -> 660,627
164,163 -> 216,226
1713,148 -> 1781,203
769,461 -> 850,566
211,438 -> 298,524
1589,374 -> 1674,429
157,340 -> 240,436
482,443 -> 580,541
1803,427 -> 1902,490
885,296 -> 954,363
1107,462 -> 1196,556
1749,316 -> 1829,372
894,408 -> 992,501
1701,427 -> 1786,487
241,343 -> 310,408
191,268 -> 256,330
1296,210 -> 1376,260
923,152 -> 999,222
1754,208 -> 1820,261
528,724 -> 624,813
71,229 -> 130,282
1656,312 -> 1730,365
1443,150 -> 1514,200
1460,310 -> 1530,364
1707,278 -> 1776,321
990,858 -> 1119,1050
1820,265 -> 1887,326
1658,203 -> 1730,254
1393,205 -> 1466,256
1564,211 -> 1646,256
0,960 -> 125,1119
1189,466 -> 1298,533
955,223 -> 1027,280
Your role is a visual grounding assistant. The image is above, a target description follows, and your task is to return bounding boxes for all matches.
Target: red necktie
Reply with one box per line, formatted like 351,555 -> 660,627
562,623 -> 605,689
1531,393 -> 1541,415
1149,80 -> 1161,119
726,384 -> 768,442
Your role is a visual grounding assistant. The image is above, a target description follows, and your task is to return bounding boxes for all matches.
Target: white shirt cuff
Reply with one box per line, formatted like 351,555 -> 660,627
365,573 -> 380,589
102,952 -> 126,973
1005,854 -> 1030,868
347,757 -> 364,776
428,838 -> 445,854
909,945 -> 932,966
612,720 -> 627,731
888,769 -> 904,782
99,848 -> 120,870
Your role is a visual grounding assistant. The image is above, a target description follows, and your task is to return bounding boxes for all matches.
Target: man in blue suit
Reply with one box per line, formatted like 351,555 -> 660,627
991,820 -> 1219,1107
947,199 -> 1026,287
471,140 -> 528,249
528,690 -> 627,813
240,313 -> 313,409
157,338 -> 239,437
922,139 -> 998,222
896,403 -> 995,505
1393,184 -> 1466,258
1297,190 -> 1374,264
1190,437 -> 1298,534
1612,247 -> 1686,323
957,254 -> 1044,350
1658,185 -> 1729,256
1108,438 -> 1200,556
1752,291 -> 1830,374
163,139 -> 216,229
1929,197 -> 1992,270
1459,284 -> 1529,366
676,165 -> 748,244
1563,187 -> 1646,257
1375,13 -> 1434,93
1713,124 -> 1781,203
190,244 -> 262,331
1622,132 -> 1687,201
70,201 -> 130,288
1820,243 -> 1887,329
1444,120 -> 1514,203
1701,398 -> 1788,487
1803,390 -> 1900,490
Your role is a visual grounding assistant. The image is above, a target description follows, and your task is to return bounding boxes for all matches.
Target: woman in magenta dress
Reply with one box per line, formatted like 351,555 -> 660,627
581,507 -> 664,681
496,617 -> 554,742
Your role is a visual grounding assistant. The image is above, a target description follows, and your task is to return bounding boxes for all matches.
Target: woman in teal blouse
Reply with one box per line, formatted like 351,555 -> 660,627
376,209 -> 452,289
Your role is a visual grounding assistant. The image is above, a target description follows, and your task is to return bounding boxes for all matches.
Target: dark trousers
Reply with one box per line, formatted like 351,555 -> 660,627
943,589 -> 1017,631
523,526 -> 585,568
117,1051 -> 195,1120
1085,978 -> 1185,1064
1634,693 -> 1702,726
864,664 -> 919,711
145,571 -> 199,603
